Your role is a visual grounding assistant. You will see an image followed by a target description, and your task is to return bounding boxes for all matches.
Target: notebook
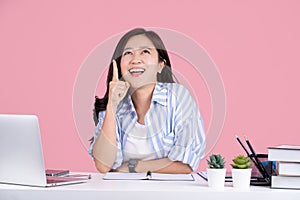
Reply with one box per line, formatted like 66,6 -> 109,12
103,171 -> 194,181
0,114 -> 89,187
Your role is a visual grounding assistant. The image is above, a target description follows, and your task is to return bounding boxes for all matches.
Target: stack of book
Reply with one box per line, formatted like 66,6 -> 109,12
268,145 -> 300,189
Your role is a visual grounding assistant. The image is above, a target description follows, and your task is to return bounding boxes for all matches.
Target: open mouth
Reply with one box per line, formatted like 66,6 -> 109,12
129,68 -> 145,77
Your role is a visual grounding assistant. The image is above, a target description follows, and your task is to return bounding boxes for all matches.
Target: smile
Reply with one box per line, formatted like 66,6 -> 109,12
129,68 -> 145,76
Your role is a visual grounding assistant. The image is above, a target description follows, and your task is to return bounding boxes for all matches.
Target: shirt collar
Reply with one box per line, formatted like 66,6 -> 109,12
151,82 -> 168,106
117,92 -> 135,114
118,82 -> 169,114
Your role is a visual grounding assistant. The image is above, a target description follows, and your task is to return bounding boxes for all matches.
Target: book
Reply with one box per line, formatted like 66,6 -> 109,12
277,162 -> 300,176
46,169 -> 70,176
63,173 -> 91,179
268,145 -> 300,162
103,172 -> 194,181
271,175 -> 300,189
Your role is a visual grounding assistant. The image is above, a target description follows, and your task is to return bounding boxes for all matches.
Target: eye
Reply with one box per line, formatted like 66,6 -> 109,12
123,51 -> 132,56
142,49 -> 151,54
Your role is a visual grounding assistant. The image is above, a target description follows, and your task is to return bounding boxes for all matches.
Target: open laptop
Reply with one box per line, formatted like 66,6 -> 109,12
0,114 -> 89,187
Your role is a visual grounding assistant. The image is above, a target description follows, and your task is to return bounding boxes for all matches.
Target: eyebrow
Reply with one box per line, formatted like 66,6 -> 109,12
123,46 -> 155,51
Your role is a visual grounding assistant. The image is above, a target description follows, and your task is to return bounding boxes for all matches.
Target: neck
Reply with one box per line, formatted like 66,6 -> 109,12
130,83 -> 156,123
130,83 -> 155,104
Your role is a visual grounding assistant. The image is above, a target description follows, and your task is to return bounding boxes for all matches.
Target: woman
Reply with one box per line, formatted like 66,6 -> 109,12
89,28 -> 206,174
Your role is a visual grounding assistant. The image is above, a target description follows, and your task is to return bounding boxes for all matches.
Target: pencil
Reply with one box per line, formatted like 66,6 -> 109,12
235,135 -> 258,167
235,135 -> 251,157
244,136 -> 269,179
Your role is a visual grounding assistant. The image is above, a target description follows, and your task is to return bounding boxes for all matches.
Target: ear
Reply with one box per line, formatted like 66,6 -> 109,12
158,59 -> 166,73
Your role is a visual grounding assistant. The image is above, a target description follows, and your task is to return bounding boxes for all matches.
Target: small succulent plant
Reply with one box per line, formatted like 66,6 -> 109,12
231,155 -> 251,169
207,154 -> 225,169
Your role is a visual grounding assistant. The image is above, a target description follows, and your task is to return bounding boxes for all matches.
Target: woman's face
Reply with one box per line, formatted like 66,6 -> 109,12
120,34 -> 164,89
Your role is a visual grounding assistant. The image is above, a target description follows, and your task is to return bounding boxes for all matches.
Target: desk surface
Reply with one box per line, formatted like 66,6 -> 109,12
1,173 -> 300,200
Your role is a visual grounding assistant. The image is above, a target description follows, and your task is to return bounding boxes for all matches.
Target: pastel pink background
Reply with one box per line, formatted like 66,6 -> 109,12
1,0 -> 299,172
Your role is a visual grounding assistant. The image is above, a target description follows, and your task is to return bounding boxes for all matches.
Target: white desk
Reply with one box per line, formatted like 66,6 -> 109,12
1,173 -> 299,200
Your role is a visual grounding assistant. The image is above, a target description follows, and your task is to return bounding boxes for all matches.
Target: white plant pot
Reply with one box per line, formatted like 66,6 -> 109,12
207,168 -> 226,188
231,168 -> 252,189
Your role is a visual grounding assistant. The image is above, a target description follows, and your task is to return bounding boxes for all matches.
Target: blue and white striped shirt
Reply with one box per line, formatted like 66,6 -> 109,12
89,82 -> 206,171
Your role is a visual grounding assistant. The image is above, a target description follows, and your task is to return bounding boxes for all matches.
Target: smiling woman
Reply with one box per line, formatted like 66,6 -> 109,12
89,28 -> 206,174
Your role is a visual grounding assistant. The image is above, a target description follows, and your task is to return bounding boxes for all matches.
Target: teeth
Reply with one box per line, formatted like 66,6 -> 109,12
129,68 -> 145,73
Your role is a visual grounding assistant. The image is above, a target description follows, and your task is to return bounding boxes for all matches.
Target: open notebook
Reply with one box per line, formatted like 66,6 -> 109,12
103,172 -> 194,181
0,114 -> 89,187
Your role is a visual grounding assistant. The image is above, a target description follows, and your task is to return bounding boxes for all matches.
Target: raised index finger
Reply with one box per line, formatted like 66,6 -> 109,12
112,60 -> 119,81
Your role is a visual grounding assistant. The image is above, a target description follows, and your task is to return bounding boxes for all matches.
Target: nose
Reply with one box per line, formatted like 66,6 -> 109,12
130,51 -> 142,64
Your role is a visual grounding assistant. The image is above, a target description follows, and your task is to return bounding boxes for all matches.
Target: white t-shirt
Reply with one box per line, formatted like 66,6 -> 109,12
123,122 -> 156,162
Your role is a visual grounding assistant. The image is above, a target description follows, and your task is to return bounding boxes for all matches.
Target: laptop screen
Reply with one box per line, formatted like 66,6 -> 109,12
0,114 -> 47,186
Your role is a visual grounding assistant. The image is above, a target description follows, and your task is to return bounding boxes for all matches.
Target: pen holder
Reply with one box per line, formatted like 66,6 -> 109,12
248,153 -> 274,186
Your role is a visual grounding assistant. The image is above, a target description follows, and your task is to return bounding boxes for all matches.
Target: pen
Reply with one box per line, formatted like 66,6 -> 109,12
235,135 -> 251,157
146,171 -> 152,179
244,136 -> 269,179
235,135 -> 258,166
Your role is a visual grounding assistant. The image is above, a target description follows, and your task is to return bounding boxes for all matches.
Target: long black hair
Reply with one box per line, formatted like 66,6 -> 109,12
94,28 -> 175,121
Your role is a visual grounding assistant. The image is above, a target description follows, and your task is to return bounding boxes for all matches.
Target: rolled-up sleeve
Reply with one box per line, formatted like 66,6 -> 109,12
88,111 -> 106,156
88,111 -> 123,170
168,85 -> 206,171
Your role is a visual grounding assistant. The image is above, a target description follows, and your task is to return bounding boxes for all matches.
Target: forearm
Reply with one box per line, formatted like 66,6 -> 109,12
117,158 -> 192,174
92,104 -> 118,173
137,158 -> 192,174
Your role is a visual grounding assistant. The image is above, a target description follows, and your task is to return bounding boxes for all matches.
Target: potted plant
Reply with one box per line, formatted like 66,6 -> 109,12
206,154 -> 226,188
231,155 -> 252,188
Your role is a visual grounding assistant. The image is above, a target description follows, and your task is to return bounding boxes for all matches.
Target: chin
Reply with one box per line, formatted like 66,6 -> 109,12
130,82 -> 156,92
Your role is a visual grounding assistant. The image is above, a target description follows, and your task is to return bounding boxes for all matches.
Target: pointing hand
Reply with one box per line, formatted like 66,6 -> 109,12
108,60 -> 130,111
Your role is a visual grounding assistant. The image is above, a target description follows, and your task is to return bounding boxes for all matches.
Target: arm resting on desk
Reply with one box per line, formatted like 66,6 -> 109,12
115,158 -> 192,174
